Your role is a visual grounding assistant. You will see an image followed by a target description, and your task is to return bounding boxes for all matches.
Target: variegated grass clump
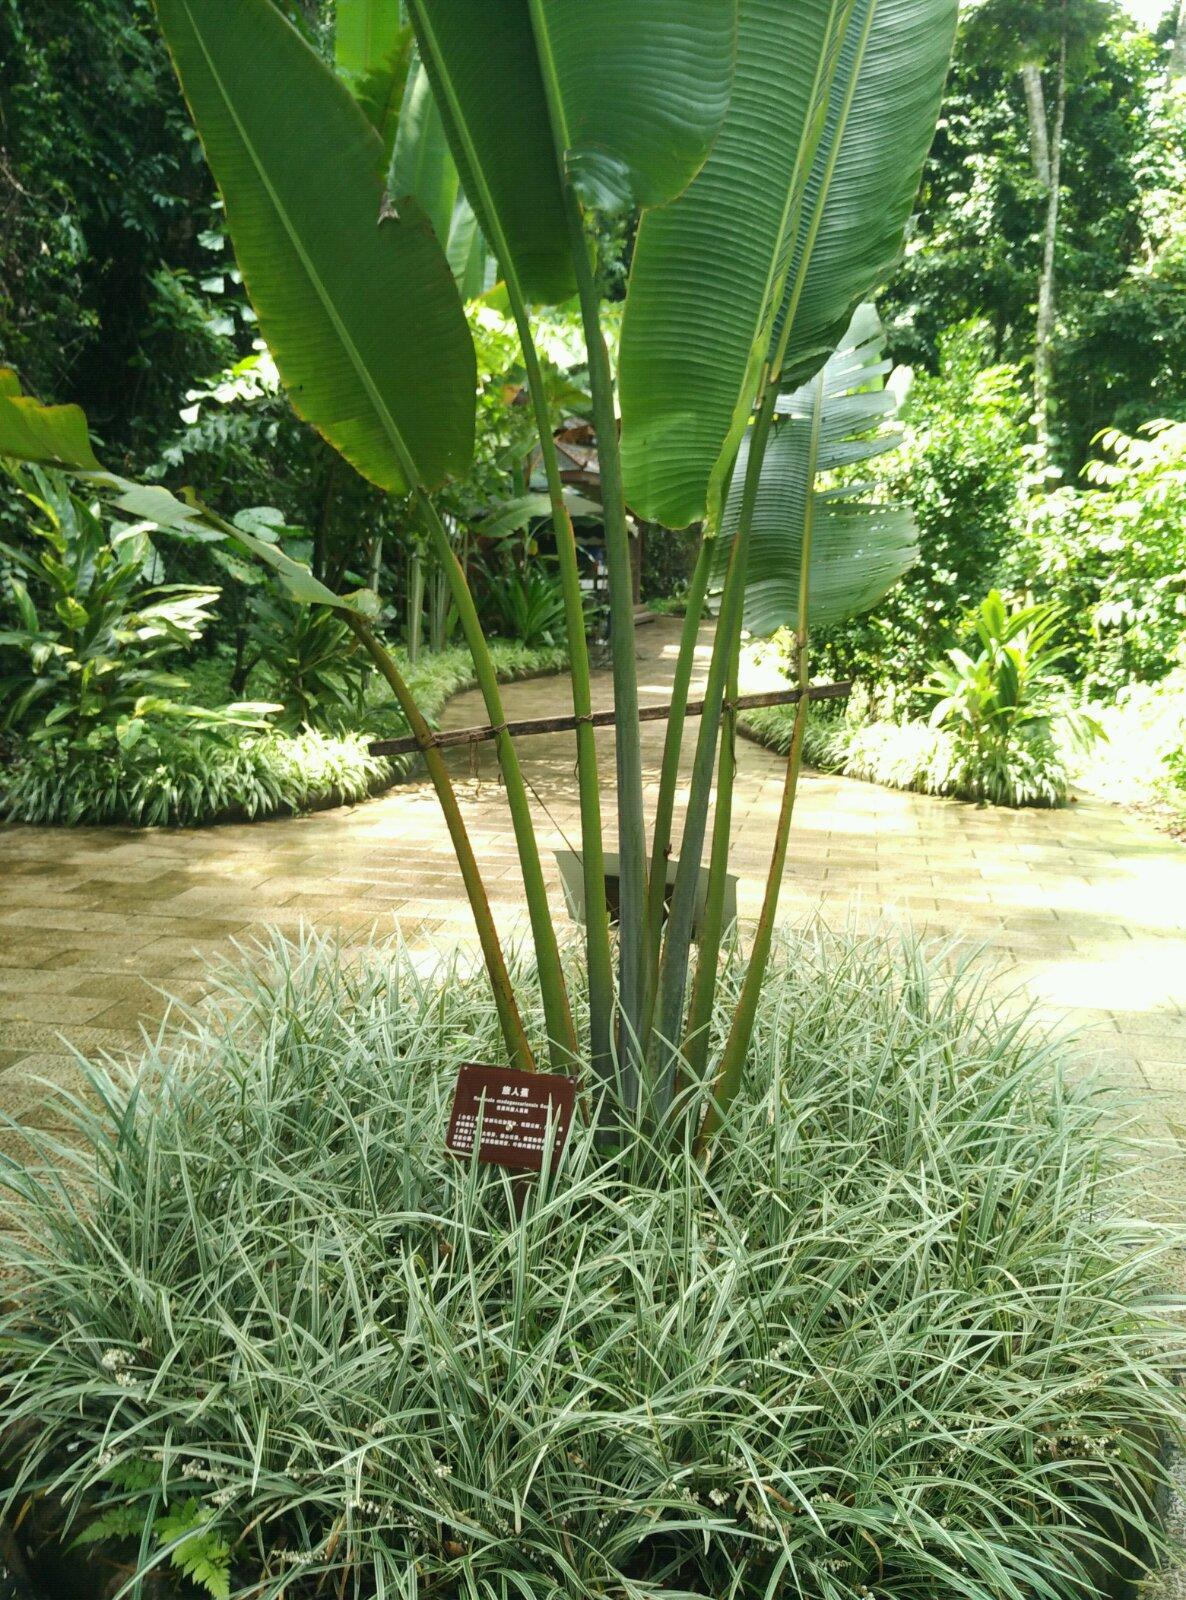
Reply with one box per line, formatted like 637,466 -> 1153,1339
0,928 -> 1180,1600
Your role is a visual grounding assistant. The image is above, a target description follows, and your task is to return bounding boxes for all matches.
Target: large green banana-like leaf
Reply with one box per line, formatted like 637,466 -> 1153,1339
390,59 -> 457,247
711,306 -> 917,635
388,59 -> 492,298
405,0 -> 735,305
334,0 -> 413,155
619,0 -> 852,531
444,201 -> 490,302
529,0 -> 737,214
334,0 -> 401,81
772,0 -> 958,389
155,0 -> 475,495
405,0 -> 569,303
620,0 -> 955,532
0,371 -> 101,472
0,372 -> 375,616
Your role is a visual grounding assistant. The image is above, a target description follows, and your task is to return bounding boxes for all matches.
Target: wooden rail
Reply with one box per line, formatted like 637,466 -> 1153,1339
367,681 -> 853,759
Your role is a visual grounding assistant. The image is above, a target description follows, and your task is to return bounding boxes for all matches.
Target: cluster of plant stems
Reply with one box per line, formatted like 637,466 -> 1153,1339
0,0 -> 942,1153
338,222 -> 821,1156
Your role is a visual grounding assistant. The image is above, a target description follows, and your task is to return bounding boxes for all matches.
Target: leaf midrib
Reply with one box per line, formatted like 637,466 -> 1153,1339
704,0 -> 860,529
179,0 -> 421,492
406,0 -> 545,312
770,0 -> 882,383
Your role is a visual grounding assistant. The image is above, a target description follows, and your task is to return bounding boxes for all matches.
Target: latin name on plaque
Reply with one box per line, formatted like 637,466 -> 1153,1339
445,1063 -> 577,1172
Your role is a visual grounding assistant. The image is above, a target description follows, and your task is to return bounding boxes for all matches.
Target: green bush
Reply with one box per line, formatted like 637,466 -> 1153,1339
745,698 -> 1075,810
481,565 -> 569,649
812,322 -> 1027,694
0,638 -> 567,827
744,697 -> 971,802
0,720 -> 389,828
922,591 -> 1101,806
0,467 -> 227,744
245,592 -> 369,732
1012,420 -> 1186,698
748,595 -> 1102,809
0,928 -> 1179,1600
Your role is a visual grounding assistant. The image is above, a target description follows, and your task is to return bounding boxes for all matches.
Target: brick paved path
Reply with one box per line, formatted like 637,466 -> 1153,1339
2,618 -> 1185,1151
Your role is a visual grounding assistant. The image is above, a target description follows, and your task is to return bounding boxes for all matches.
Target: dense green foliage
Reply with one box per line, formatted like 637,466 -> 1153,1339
922,591 -> 1102,805
0,633 -> 565,827
796,2 -> 1184,818
149,345 -> 399,598
1013,419 -> 1186,696
0,467 -> 228,743
481,566 -> 570,650
1,928 -> 1179,1599
787,363 -> 1185,813
244,593 -> 368,732
813,324 -> 1027,691
748,595 -> 1103,808
0,38 -> 598,731
640,524 -> 701,603
8,0 -> 1176,489
744,697 -> 1066,809
0,719 -> 387,829
0,0 -> 231,458
884,6 -> 1186,474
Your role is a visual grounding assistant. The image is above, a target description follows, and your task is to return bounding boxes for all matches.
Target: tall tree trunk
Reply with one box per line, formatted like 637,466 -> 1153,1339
1022,38 -> 1067,468
1021,62 -> 1051,189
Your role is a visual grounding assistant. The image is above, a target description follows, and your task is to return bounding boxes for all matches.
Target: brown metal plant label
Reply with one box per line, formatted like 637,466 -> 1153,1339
445,1063 -> 577,1173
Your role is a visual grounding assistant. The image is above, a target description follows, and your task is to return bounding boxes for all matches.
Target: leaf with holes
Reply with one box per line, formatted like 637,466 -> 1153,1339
620,0 -> 956,530
711,305 -> 918,634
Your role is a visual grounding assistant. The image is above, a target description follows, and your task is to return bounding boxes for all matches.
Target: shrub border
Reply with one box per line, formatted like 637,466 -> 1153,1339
0,643 -> 569,831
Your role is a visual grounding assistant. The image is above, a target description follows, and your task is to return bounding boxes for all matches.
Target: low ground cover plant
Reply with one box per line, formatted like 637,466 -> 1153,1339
0,637 -> 566,827
747,593 -> 1102,809
0,928 -> 1179,1600
1072,663 -> 1186,833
